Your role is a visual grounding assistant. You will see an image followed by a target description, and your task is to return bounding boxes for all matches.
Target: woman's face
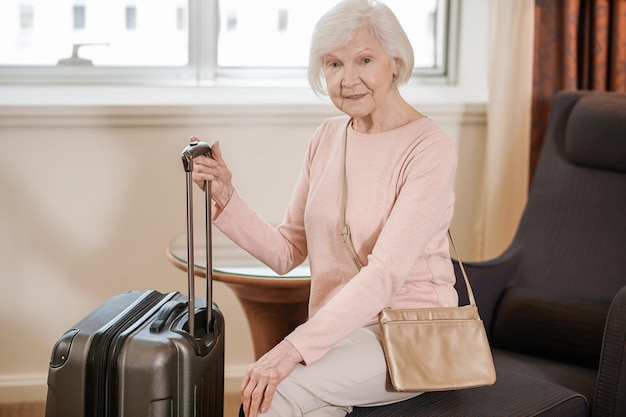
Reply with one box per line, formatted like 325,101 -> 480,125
323,27 -> 398,121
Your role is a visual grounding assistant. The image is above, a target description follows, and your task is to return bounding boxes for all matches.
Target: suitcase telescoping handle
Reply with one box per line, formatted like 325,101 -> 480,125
181,141 -> 213,338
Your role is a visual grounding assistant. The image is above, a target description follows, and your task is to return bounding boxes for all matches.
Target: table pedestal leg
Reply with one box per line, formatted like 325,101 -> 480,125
224,283 -> 309,360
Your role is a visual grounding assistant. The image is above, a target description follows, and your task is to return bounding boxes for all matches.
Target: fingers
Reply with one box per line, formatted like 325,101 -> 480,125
240,377 -> 263,417
240,371 -> 258,417
240,370 -> 280,417
190,158 -> 213,190
260,381 -> 277,414
239,341 -> 303,416
187,138 -> 222,179
187,136 -> 211,186
241,371 -> 265,417
244,382 -> 263,417
210,140 -> 225,164
190,152 -> 218,182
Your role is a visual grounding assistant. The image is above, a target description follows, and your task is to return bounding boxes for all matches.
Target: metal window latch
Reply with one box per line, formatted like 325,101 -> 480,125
57,43 -> 109,66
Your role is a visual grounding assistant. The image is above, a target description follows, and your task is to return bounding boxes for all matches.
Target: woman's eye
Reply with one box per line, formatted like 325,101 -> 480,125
362,58 -> 371,64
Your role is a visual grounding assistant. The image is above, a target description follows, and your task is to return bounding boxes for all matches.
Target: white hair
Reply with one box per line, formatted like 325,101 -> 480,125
307,0 -> 415,96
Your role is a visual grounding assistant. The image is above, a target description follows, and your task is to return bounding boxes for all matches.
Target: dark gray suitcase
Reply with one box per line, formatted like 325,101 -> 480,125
45,141 -> 225,417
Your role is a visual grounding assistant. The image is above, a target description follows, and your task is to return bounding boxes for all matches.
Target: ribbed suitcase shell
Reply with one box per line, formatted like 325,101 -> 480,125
45,290 -> 225,417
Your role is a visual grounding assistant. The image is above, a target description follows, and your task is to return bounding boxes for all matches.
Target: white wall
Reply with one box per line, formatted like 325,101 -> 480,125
0,0 -> 488,403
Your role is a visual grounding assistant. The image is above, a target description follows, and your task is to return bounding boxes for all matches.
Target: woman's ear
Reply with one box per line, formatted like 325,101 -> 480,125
392,58 -> 400,82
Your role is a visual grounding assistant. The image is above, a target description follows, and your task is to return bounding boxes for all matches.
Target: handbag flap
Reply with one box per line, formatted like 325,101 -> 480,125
379,305 -> 480,323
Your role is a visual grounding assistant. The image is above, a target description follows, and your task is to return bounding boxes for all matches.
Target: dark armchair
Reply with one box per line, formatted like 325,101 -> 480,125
350,90 -> 626,417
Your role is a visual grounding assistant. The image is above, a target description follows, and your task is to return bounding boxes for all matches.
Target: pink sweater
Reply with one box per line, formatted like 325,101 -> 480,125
214,115 -> 458,364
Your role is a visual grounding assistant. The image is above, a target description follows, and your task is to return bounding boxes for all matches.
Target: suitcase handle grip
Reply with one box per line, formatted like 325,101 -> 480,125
150,300 -> 187,333
182,141 -> 212,172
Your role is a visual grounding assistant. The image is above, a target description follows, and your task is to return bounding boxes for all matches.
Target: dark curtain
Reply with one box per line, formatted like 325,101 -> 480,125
530,0 -> 626,183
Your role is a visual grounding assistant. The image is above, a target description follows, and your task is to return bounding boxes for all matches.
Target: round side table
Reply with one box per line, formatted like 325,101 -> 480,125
167,234 -> 311,360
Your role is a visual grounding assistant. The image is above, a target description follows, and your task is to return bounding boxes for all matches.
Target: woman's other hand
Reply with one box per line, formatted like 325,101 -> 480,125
190,138 -> 234,209
240,340 -> 303,417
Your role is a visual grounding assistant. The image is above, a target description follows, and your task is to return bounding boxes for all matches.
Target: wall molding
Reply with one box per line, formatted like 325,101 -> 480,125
0,84 -> 486,128
0,373 -> 47,403
0,101 -> 486,128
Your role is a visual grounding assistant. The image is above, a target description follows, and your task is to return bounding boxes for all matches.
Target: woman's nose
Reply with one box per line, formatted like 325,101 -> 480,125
341,71 -> 359,87
341,65 -> 360,87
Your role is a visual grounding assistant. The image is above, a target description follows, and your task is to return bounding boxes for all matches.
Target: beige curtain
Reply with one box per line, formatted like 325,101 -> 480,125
477,0 -> 535,259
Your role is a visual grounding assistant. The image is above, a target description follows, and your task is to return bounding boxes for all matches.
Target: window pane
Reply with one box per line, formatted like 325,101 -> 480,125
19,2 -> 34,30
0,0 -> 188,66
385,0 -> 439,69
217,0 -> 441,70
125,6 -> 137,31
73,5 -> 85,30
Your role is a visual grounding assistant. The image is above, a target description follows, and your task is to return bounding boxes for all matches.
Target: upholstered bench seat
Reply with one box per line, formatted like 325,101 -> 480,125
349,369 -> 587,417
493,349 -> 598,410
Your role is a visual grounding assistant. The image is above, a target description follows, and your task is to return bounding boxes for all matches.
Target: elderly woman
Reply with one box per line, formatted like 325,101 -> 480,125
192,0 -> 459,415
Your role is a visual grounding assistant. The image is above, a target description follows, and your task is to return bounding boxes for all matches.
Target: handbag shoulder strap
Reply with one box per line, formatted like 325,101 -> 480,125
340,118 -> 364,271
447,231 -> 477,307
339,119 -> 478,308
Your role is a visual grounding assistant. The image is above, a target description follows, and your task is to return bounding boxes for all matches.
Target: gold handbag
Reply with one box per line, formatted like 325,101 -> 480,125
339,119 -> 496,392
377,285 -> 496,391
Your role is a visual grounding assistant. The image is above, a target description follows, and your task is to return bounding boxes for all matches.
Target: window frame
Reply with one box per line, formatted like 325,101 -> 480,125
0,0 -> 458,86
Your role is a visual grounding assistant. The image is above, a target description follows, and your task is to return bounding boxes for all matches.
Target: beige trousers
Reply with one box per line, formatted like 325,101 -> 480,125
259,323 -> 421,417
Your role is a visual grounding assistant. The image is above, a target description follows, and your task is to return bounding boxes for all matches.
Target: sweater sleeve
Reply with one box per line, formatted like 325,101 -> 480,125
211,124 -> 324,275
211,190 -> 303,274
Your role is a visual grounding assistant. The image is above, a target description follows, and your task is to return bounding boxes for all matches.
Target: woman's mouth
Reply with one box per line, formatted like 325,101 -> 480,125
344,93 -> 367,100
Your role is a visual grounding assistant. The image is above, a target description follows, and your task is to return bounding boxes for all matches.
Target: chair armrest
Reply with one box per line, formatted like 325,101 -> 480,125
593,286 -> 626,417
453,244 -> 522,338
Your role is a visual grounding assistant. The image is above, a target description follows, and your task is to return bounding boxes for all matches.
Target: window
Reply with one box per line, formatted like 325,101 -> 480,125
0,0 -> 455,85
